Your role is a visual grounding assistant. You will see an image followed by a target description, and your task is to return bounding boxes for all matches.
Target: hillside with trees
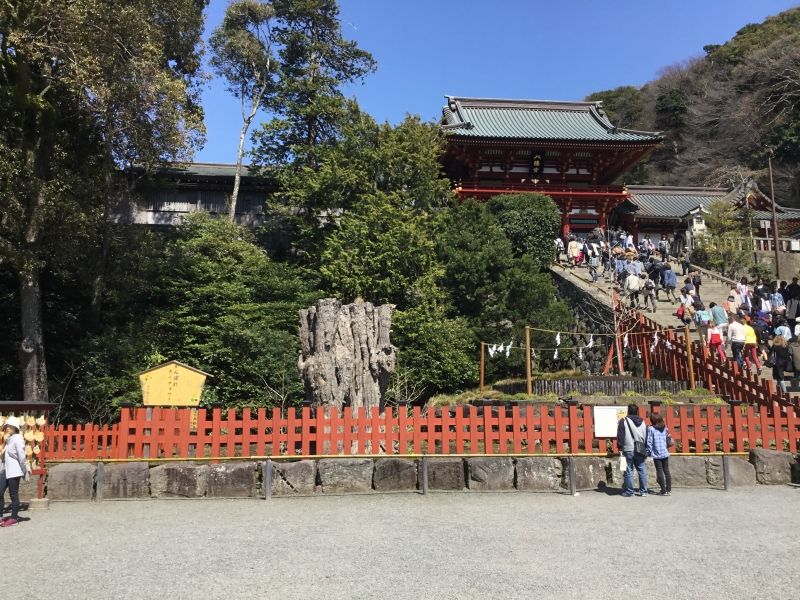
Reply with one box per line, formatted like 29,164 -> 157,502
586,7 -> 800,206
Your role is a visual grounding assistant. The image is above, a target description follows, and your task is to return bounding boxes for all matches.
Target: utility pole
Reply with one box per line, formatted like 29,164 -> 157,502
766,146 -> 781,279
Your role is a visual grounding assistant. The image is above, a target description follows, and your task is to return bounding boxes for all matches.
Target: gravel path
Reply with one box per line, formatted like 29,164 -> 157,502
6,487 -> 800,599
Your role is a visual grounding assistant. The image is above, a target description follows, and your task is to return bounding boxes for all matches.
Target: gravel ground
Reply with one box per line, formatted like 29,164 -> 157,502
5,487 -> 799,600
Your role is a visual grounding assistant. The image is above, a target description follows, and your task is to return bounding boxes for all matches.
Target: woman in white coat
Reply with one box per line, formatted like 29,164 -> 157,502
1,416 -> 27,527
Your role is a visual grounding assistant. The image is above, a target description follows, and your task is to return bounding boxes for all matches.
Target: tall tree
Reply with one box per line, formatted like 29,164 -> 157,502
210,0 -> 276,220
0,0 -> 207,401
249,0 -> 376,254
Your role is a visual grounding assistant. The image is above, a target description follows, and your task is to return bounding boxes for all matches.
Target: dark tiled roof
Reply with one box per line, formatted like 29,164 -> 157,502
624,186 -> 729,218
625,184 -> 800,221
442,96 -> 663,143
153,162 -> 256,179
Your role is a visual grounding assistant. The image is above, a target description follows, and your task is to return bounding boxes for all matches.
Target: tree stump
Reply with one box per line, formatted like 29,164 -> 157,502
298,298 -> 397,410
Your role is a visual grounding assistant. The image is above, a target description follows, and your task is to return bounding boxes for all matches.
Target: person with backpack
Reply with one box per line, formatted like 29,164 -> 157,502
625,269 -> 642,309
617,404 -> 649,497
642,273 -> 657,313
657,234 -> 670,262
769,335 -> 792,395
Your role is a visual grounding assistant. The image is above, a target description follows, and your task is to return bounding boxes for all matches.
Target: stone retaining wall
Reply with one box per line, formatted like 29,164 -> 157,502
39,450 -> 798,501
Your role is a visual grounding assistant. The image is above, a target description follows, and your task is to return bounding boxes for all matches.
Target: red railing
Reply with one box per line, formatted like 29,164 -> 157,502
44,403 -> 800,462
615,302 -> 800,411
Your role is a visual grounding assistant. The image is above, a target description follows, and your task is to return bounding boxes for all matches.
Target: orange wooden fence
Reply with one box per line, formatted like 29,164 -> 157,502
44,403 -> 800,462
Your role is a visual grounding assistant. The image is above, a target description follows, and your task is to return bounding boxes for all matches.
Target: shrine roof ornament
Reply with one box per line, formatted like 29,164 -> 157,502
442,96 -> 664,143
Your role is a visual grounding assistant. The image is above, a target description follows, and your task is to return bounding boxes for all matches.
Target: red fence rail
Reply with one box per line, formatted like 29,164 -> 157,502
44,404 -> 800,462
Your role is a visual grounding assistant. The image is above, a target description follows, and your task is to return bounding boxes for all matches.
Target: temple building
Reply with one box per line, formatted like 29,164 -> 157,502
440,95 -> 800,242
440,96 -> 663,238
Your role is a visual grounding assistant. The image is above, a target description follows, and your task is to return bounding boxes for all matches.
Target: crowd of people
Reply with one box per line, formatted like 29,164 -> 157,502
675,274 -> 800,395
555,228 -> 800,396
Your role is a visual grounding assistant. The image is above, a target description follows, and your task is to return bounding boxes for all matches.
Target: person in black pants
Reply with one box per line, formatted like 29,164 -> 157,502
646,413 -> 673,496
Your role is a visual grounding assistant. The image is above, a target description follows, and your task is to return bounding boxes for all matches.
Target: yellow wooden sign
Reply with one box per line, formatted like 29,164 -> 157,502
138,361 -> 211,406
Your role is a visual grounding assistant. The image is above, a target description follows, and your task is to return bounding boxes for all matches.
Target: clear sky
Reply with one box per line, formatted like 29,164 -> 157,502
196,0 -> 800,164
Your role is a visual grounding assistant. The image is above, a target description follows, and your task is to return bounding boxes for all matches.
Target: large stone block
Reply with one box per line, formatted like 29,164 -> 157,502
101,462 -> 150,499
206,462 -> 257,498
149,463 -> 208,498
47,463 -> 96,501
18,474 -> 42,502
467,457 -> 514,491
318,459 -> 373,493
271,460 -> 316,496
669,456 -> 708,487
749,449 -> 797,485
725,456 -> 757,487
515,457 -> 563,492
425,458 -> 465,491
373,458 -> 417,492
561,457 -> 608,490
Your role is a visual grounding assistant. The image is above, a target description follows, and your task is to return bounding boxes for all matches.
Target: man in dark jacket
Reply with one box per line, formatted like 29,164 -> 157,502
616,404 -> 649,497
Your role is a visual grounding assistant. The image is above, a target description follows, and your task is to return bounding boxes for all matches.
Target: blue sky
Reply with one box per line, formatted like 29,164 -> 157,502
196,0 -> 800,164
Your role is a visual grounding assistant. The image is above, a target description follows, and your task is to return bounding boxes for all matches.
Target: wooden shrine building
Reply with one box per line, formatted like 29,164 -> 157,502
441,96 -> 663,237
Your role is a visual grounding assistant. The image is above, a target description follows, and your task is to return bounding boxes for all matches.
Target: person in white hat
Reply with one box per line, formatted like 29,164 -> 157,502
1,416 -> 27,527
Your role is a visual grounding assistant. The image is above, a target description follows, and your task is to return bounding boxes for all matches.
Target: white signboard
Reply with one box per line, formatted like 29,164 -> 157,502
593,405 -> 628,438
760,220 -> 770,230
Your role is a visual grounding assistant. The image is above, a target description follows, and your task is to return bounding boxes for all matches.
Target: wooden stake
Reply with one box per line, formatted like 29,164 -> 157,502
479,341 -> 486,393
684,324 -> 696,389
525,326 -> 532,396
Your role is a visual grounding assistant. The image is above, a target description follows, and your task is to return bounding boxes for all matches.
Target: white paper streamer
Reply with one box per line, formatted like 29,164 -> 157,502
555,332 -> 561,347
623,334 -> 629,348
586,335 -> 594,349
553,349 -> 559,360
505,342 -> 512,358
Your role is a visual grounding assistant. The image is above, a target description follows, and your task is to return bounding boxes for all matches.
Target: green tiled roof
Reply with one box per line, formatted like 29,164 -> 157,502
442,96 -> 663,143
624,186 -> 729,218
626,183 -> 800,221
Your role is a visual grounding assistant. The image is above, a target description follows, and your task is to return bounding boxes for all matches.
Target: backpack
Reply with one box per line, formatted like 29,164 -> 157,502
692,274 -> 702,286
644,279 -> 655,291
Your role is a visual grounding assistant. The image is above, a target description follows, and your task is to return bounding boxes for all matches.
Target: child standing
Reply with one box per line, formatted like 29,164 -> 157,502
646,413 -> 672,496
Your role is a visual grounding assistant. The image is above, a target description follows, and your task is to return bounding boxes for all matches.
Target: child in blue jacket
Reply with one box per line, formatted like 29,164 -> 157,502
646,413 -> 672,496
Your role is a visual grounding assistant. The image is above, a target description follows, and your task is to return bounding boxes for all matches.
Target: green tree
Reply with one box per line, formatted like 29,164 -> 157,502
210,0 -> 277,219
392,302 -> 478,396
153,213 -> 316,407
319,193 -> 440,308
693,199 -> 753,278
251,0 -> 376,167
487,193 -> 561,268
435,200 -> 514,322
585,86 -> 644,129
0,0 -> 206,402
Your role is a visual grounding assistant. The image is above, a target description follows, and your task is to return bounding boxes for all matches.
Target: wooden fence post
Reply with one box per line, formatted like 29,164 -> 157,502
684,324 -> 696,390
479,342 -> 486,393
525,326 -> 532,396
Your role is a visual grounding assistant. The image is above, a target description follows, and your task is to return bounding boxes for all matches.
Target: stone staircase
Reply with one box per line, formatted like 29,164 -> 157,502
551,260 -> 787,391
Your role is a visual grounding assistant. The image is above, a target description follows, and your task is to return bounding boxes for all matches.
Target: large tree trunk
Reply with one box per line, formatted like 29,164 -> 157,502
298,298 -> 396,411
19,265 -> 48,402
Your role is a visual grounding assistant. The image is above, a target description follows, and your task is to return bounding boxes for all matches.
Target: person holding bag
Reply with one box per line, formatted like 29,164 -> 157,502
646,414 -> 673,496
1,416 -> 27,527
616,404 -> 649,497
